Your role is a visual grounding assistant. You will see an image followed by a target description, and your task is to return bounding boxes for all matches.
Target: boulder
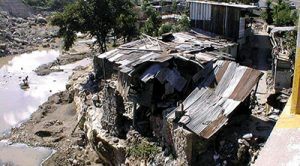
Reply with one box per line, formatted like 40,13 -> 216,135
0,43 -> 6,50
36,17 -> 47,24
14,37 -> 28,45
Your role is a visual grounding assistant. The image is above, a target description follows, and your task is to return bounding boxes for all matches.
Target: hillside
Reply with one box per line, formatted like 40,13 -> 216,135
0,0 -> 32,18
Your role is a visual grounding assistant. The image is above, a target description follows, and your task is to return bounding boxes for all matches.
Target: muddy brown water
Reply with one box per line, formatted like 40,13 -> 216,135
0,50 -> 91,165
0,140 -> 54,165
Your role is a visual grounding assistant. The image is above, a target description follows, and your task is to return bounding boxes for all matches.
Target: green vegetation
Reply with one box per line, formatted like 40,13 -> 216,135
172,0 -> 177,13
262,0 -> 298,26
158,23 -> 173,35
284,31 -> 297,62
272,0 -> 298,26
115,10 -> 138,43
51,0 -> 137,52
127,141 -> 160,159
158,14 -> 190,35
141,0 -> 162,36
51,0 -> 191,52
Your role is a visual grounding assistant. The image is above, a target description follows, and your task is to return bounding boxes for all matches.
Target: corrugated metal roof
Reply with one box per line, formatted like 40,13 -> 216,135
97,32 -> 236,75
270,26 -> 296,34
188,0 -> 258,9
167,60 -> 262,139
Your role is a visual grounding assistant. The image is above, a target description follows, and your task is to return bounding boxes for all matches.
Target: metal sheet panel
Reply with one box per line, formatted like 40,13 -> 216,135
168,60 -> 262,138
239,17 -> 245,38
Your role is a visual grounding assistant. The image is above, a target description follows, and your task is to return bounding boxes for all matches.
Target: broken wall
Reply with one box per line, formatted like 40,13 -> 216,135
93,56 -> 115,80
101,84 -> 127,138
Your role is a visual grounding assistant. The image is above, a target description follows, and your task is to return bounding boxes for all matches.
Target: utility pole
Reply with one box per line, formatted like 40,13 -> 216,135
291,15 -> 300,114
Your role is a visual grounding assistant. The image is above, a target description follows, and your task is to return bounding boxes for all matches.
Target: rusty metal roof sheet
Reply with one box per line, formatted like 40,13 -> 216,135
167,60 -> 262,139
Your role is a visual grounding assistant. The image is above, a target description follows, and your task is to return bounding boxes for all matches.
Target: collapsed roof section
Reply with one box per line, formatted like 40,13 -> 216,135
95,31 -> 262,139
167,60 -> 263,139
96,32 -> 237,75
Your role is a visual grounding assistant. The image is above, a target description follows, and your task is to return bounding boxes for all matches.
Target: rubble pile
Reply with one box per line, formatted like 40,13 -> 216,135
0,11 -> 59,56
269,26 -> 296,90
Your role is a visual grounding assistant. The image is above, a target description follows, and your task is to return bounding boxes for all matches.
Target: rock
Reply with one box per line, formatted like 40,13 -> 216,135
238,139 -> 250,147
14,38 -> 28,45
112,138 -> 119,143
72,159 -> 78,165
42,43 -> 50,48
0,43 -> 6,50
35,130 -> 52,137
36,17 -> 47,24
77,139 -> 86,147
242,133 -> 253,140
53,95 -> 62,104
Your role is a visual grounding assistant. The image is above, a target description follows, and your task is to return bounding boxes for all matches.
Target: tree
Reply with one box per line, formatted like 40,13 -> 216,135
272,0 -> 296,26
261,0 -> 273,24
141,1 -> 162,36
51,0 -> 136,52
115,12 -> 138,43
178,14 -> 190,31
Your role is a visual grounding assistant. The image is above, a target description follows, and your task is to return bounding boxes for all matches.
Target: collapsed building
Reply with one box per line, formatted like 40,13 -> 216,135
269,26 -> 296,91
84,31 -> 262,165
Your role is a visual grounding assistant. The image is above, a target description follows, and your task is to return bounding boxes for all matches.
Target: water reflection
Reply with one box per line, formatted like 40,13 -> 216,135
0,50 -> 90,135
0,140 -> 54,165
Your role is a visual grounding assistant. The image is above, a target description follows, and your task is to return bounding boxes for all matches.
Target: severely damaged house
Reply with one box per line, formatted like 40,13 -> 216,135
269,26 -> 296,90
93,31 -> 262,164
189,1 -> 257,44
167,60 -> 262,139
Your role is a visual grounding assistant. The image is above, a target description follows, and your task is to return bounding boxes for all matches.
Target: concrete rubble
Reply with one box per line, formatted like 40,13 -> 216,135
269,26 -> 296,91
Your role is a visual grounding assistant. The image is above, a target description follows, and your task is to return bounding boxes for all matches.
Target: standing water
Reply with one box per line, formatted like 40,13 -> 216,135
0,50 -> 91,165
0,140 -> 54,165
0,50 -> 90,135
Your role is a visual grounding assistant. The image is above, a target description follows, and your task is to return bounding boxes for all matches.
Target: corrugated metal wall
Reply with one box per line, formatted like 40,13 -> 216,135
190,2 -> 241,40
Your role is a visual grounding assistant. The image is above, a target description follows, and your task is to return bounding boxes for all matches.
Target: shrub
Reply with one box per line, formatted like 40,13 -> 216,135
127,141 -> 160,159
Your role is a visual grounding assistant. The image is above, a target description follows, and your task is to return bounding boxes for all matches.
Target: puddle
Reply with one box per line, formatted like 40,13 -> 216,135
0,50 -> 91,136
0,140 -> 54,166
